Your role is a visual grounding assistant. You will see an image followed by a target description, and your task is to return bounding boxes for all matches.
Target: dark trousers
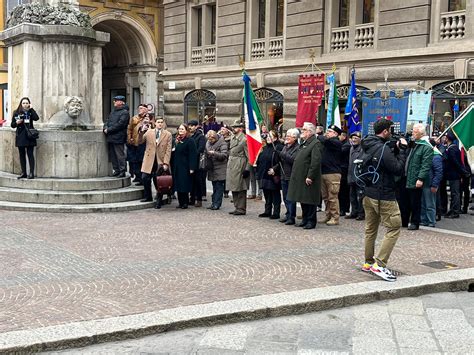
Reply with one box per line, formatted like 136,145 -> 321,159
439,179 -> 448,215
338,170 -> 350,214
397,178 -> 410,227
201,170 -> 207,198
232,190 -> 247,213
281,180 -> 296,219
191,169 -> 204,202
211,180 -> 225,208
349,183 -> 365,217
142,172 -> 154,200
448,179 -> 461,215
177,192 -> 189,207
263,188 -> 281,217
461,176 -> 471,212
18,146 -> 35,175
301,203 -> 317,226
406,188 -> 423,226
109,143 -> 126,174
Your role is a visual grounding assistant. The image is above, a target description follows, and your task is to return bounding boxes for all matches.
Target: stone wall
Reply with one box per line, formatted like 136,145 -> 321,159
163,1 -> 186,71
378,0 -> 431,50
217,0 -> 246,67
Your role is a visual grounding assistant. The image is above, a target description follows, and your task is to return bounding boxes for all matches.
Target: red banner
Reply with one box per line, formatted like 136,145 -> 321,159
296,74 -> 325,127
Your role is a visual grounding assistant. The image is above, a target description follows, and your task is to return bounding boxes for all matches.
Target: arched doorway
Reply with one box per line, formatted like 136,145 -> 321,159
253,88 -> 284,130
91,14 -> 158,119
184,89 -> 216,123
431,79 -> 474,132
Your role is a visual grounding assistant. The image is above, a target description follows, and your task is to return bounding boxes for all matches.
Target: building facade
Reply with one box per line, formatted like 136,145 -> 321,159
0,0 -> 163,120
162,0 -> 474,132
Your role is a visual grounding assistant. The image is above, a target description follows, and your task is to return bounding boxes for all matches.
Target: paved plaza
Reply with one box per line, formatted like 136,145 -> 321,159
49,291 -> 474,354
1,197 -> 473,339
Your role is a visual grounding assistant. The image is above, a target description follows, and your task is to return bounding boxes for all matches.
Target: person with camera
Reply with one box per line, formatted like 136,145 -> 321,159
361,119 -> 407,282
11,97 -> 40,179
103,95 -> 130,178
127,104 -> 148,184
404,123 -> 434,231
205,130 -> 228,210
138,116 -> 172,208
226,120 -> 251,216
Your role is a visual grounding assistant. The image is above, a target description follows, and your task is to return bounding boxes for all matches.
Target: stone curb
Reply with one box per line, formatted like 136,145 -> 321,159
1,268 -> 473,353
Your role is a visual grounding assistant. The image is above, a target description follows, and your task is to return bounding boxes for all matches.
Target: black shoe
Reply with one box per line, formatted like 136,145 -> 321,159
140,198 -> 152,203
461,209 -> 468,214
233,211 -> 246,215
270,215 -> 280,220
176,205 -> 183,209
345,214 -> 357,219
279,217 -> 288,223
181,204 -> 188,209
211,206 -> 219,210
207,206 -> 214,209
470,205 -> 474,211
285,219 -> 295,225
445,214 -> 460,219
296,221 -> 308,227
112,171 -> 120,177
132,177 -> 140,183
436,214 -> 442,221
303,224 -> 316,229
229,211 -> 236,214
407,224 -> 419,230
340,212 -> 346,217
154,204 -> 161,209
355,215 -> 365,221
258,213 -> 270,218
17,174 -> 27,179
117,172 -> 126,178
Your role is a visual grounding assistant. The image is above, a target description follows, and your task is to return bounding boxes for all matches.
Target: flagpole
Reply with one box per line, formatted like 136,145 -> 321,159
438,102 -> 474,138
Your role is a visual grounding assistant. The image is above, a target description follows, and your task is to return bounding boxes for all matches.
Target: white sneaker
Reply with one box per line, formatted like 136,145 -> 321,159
370,263 -> 397,282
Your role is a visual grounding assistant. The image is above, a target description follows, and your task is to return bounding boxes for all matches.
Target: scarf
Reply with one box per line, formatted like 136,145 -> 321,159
175,133 -> 186,144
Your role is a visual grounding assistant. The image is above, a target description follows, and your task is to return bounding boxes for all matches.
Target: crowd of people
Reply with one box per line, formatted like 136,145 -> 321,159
101,96 -> 473,282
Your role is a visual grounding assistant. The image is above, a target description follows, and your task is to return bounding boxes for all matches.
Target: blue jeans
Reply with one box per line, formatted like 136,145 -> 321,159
211,180 -> 225,209
281,179 -> 296,219
421,187 -> 436,226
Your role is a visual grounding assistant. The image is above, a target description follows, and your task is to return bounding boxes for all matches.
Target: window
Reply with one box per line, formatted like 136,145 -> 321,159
362,0 -> 375,24
449,0 -> 466,11
275,0 -> 284,37
210,5 -> 216,45
258,0 -> 266,38
339,0 -> 350,27
196,7 -> 202,47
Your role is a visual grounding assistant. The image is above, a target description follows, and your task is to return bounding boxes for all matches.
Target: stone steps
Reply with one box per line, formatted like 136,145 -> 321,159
0,171 -> 131,191
0,199 -> 154,213
0,171 -> 153,212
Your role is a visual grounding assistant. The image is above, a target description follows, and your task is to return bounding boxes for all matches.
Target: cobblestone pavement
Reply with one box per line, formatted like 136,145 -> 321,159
1,198 -> 473,334
49,292 -> 474,354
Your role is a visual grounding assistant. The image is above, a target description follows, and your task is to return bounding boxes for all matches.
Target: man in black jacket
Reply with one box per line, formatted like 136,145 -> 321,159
103,96 -> 130,178
189,120 -> 206,207
318,124 -> 343,226
361,119 -> 407,282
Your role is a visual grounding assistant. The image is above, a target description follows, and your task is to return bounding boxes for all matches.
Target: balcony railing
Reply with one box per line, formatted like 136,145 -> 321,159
330,27 -> 349,51
250,36 -> 283,60
355,23 -> 374,48
191,45 -> 216,66
440,10 -> 466,40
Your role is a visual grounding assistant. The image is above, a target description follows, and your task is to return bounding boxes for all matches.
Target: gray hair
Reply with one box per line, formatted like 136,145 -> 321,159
413,123 -> 426,135
302,122 -> 316,135
286,128 -> 300,139
206,129 -> 218,139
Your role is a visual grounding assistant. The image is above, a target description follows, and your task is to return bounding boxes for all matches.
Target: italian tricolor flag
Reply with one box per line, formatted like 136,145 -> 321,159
243,72 -> 263,165
451,102 -> 474,150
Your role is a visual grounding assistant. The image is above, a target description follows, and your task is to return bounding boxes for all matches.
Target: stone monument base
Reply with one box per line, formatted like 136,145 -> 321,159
0,128 -> 110,178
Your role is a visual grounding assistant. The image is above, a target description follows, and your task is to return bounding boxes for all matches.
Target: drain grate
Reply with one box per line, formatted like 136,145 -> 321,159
420,261 -> 458,269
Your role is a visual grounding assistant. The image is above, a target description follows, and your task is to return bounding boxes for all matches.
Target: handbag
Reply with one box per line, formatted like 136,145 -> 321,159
154,169 -> 173,194
25,125 -> 39,140
272,174 -> 281,185
198,152 -> 212,170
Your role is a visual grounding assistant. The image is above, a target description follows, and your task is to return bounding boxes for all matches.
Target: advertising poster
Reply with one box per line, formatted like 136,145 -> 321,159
406,91 -> 432,132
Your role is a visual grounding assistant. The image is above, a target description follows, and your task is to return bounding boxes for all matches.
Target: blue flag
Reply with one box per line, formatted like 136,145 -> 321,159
346,69 -> 361,134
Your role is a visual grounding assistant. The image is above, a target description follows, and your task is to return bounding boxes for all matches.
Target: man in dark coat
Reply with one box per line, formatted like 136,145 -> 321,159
287,122 -> 322,229
444,131 -> 469,218
103,95 -> 130,177
189,120 -> 206,207
346,131 -> 365,220
338,131 -> 351,216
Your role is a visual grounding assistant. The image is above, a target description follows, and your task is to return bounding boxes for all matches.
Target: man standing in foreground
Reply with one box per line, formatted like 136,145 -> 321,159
361,119 -> 407,282
103,95 -> 130,177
